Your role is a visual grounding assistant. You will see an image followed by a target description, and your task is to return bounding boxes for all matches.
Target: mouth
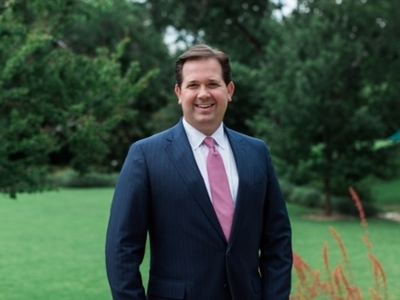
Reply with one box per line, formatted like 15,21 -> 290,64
195,104 -> 214,109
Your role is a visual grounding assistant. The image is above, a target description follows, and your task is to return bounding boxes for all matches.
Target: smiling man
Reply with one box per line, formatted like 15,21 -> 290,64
105,44 -> 293,300
175,53 -> 234,136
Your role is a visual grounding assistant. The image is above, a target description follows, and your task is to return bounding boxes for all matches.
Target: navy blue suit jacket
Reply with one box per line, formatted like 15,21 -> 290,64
105,120 -> 292,300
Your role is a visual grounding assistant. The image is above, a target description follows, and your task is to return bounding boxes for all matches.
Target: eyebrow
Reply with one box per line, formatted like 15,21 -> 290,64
185,78 -> 221,84
185,80 -> 198,84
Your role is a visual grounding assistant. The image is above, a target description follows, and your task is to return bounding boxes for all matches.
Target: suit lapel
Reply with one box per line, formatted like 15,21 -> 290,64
164,121 -> 226,241
225,129 -> 253,247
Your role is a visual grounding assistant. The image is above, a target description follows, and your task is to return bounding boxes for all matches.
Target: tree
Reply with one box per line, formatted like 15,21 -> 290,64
146,0 -> 273,59
145,0 -> 288,135
0,1 -> 152,197
250,0 -> 400,215
54,0 -> 174,168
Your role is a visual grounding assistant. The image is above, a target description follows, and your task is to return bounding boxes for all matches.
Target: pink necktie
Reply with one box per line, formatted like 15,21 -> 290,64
203,137 -> 234,241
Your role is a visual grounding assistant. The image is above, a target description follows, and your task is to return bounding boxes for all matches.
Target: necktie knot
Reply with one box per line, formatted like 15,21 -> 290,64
203,137 -> 215,149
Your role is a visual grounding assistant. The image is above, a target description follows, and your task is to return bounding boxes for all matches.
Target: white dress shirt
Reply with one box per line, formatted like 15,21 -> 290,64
182,118 -> 239,205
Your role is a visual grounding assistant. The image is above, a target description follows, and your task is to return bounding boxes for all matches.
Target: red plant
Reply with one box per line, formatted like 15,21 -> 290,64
329,226 -> 354,282
368,253 -> 388,299
348,186 -> 367,227
291,187 -> 388,299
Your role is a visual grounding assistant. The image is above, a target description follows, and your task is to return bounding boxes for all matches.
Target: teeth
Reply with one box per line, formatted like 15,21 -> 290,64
197,104 -> 212,108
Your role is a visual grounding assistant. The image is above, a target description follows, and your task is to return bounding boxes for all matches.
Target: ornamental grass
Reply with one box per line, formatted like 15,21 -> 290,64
290,187 -> 388,300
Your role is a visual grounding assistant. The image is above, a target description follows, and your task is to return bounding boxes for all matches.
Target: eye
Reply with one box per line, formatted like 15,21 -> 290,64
208,82 -> 220,88
187,83 -> 198,89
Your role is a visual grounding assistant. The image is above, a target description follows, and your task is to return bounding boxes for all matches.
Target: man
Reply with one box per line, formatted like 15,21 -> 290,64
105,44 -> 292,300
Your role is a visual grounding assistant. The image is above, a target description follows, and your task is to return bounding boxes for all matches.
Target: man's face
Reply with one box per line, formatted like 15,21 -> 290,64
175,58 -> 235,136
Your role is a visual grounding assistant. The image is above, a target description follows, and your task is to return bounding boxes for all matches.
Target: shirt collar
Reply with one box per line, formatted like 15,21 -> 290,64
182,118 -> 227,150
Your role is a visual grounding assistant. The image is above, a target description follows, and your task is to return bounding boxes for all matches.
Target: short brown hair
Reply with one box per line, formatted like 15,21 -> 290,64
175,44 -> 232,87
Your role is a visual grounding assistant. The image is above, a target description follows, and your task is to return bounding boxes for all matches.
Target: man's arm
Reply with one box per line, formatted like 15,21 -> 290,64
105,142 -> 150,300
260,146 -> 293,299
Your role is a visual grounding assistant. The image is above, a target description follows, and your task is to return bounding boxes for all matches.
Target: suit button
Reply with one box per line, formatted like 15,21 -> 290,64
223,283 -> 228,289
227,251 -> 231,256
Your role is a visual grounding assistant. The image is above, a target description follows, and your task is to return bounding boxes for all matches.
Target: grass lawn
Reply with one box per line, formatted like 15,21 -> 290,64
0,186 -> 399,299
0,189 -> 113,300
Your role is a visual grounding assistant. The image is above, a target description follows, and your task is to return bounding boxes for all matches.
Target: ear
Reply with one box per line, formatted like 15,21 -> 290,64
227,81 -> 235,102
174,84 -> 182,105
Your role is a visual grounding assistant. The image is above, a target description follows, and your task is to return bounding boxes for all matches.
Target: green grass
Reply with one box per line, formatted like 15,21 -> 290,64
0,187 -> 399,299
0,189 -> 113,300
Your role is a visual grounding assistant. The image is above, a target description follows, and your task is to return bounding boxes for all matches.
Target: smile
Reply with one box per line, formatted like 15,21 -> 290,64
195,104 -> 214,108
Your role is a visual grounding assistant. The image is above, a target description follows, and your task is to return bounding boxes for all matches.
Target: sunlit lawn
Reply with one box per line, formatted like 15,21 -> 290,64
0,189 -> 113,300
0,184 -> 399,299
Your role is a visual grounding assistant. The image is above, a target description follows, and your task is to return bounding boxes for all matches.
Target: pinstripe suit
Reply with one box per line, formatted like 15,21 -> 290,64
105,120 -> 292,300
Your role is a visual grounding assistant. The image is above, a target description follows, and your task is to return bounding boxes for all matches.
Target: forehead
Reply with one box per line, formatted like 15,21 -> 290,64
181,58 -> 223,82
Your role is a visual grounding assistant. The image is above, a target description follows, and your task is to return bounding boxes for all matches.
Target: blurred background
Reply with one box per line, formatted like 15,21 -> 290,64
1,0 -> 399,214
1,0 -> 400,298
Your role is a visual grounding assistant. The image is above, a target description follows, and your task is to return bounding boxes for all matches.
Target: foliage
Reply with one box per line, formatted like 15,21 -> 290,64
287,186 -> 323,209
145,0 -> 273,61
250,0 -> 400,215
46,169 -> 118,188
0,1 -> 151,197
279,179 -> 296,202
333,196 -> 379,218
291,188 -> 388,299
145,0 -> 287,135
282,179 -> 379,217
59,0 -> 175,153
2,0 -> 400,201
372,177 -> 400,205
333,178 -> 380,217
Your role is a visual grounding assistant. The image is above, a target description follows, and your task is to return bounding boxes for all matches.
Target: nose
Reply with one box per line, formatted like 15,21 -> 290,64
197,85 -> 210,99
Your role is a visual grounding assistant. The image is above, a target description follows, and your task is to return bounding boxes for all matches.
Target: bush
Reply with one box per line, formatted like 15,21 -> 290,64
289,186 -> 323,208
279,179 -> 296,202
47,169 -> 118,188
332,196 -> 380,218
331,177 -> 380,217
279,179 -> 380,216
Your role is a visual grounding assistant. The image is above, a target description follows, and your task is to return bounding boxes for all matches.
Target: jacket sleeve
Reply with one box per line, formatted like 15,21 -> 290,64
260,146 -> 293,299
105,142 -> 149,300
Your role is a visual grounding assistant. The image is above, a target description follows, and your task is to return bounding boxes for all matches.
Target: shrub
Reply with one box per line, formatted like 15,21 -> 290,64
47,169 -> 118,188
279,179 -> 296,202
333,196 -> 380,218
332,177 -> 380,217
289,186 -> 324,208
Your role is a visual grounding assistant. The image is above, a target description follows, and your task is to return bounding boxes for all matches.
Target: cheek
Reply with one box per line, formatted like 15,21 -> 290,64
180,93 -> 195,104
